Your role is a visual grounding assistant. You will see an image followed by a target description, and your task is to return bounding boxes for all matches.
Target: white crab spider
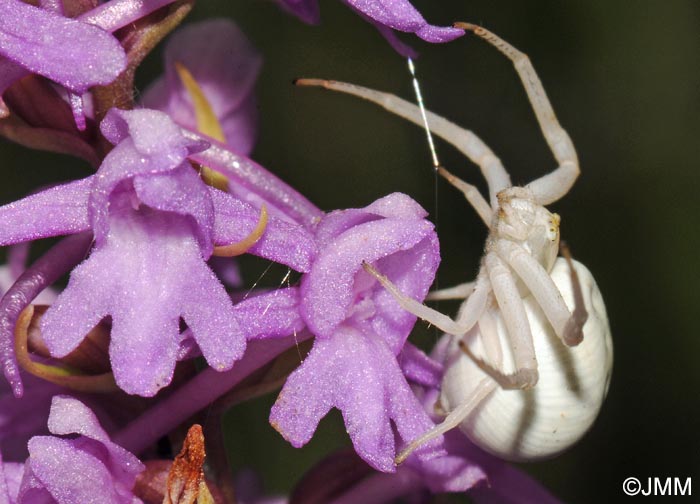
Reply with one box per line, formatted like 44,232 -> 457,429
297,23 -> 613,462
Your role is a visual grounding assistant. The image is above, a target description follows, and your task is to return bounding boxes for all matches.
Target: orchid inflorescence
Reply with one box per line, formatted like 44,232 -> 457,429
0,1 -> 567,503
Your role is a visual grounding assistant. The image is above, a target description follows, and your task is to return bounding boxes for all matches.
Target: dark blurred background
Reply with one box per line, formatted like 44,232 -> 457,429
2,1 -> 699,502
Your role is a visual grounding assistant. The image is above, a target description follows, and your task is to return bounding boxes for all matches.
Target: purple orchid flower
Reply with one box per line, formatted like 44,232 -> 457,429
0,0 -> 126,114
270,192 -> 448,472
0,0 -> 186,130
0,108 -> 316,397
276,0 -> 463,57
143,18 -> 262,156
11,395 -> 144,504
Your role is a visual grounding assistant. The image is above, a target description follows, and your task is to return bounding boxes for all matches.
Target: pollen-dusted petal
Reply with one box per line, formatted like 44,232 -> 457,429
100,108 -> 206,158
344,0 -> 463,42
270,326 -> 439,473
302,194 -> 439,353
0,178 -> 91,246
178,257 -> 245,373
78,0 -> 179,33
231,288 -> 305,340
142,18 -> 262,155
210,188 -> 318,272
398,343 -> 443,388
108,295 -> 181,398
39,253 -> 112,358
300,214 -> 435,340
275,0 -> 462,54
0,0 -> 126,93
42,207 -> 246,397
47,396 -> 104,442
270,338 -> 339,450
134,164 -> 215,256
370,231 -> 439,353
313,192 -> 428,247
22,437 -> 127,503
91,109 -> 210,246
402,432 -> 486,494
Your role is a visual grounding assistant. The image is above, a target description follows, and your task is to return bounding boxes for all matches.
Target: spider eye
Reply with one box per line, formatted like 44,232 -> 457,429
547,213 -> 561,241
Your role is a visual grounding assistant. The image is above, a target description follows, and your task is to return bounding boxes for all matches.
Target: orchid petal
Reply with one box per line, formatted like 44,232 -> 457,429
185,130 -> 323,229
398,343 -> 443,388
210,188 -> 317,272
271,326 -> 439,472
300,193 -> 438,343
231,288 -> 305,340
0,0 -> 126,93
0,179 -> 91,246
41,210 -> 243,396
79,0 -> 178,32
344,0 -> 463,43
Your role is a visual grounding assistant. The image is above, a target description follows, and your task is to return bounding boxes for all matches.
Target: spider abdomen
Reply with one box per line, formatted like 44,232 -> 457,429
439,258 -> 613,461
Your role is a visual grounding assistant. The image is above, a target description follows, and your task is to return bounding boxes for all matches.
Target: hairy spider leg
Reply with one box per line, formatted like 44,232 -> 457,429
560,242 -> 589,344
438,166 -> 491,226
396,308 -> 505,464
495,240 -> 585,346
483,252 -> 539,389
426,280 -> 475,301
457,23 -> 580,205
396,376 -> 496,464
362,262 -> 490,338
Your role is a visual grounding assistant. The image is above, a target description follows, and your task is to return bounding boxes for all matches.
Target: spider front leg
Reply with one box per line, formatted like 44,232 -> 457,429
395,375 -> 497,464
426,280 -> 475,301
295,78 -> 511,207
495,239 -> 586,346
396,308 -> 506,464
482,252 -> 539,389
362,262 -> 490,337
364,258 -> 539,390
437,166 -> 491,225
457,23 -> 580,205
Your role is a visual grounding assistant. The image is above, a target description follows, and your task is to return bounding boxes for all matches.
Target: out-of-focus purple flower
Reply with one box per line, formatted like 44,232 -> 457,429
0,108 -> 316,396
236,468 -> 288,504
289,445 -> 483,504
270,193 -> 445,472
0,373 -> 59,461
14,395 -> 144,504
0,0 -> 126,107
276,0 -> 463,56
143,18 -> 262,156
0,451 -> 23,503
